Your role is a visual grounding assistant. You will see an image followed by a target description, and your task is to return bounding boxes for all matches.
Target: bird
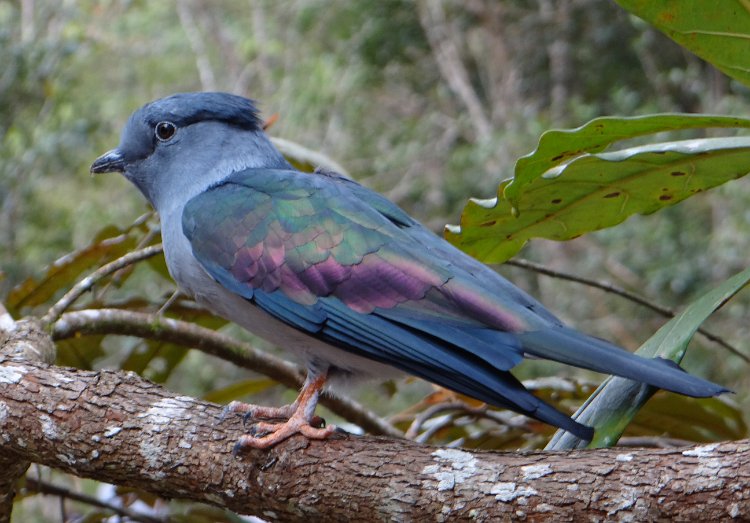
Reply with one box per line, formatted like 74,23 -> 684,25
91,92 -> 727,449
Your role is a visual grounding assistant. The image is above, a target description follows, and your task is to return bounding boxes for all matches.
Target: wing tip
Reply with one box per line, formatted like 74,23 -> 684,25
521,327 -> 729,399
529,400 -> 594,442
653,357 -> 730,398
566,421 -> 594,442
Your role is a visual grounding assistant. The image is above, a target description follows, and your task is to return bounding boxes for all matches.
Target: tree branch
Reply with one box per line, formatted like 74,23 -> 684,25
51,308 -> 402,439
0,353 -> 748,521
23,476 -> 165,523
41,244 -> 164,326
0,311 -> 56,522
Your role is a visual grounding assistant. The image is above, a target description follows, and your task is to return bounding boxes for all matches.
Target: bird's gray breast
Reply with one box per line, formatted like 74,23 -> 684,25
160,206 -> 218,300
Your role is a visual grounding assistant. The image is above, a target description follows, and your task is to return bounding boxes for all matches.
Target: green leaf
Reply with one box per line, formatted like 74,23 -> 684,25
447,136 -> 750,263
143,341 -> 190,383
202,378 -> 279,404
6,231 -> 137,314
119,339 -> 189,383
164,300 -> 229,331
630,394 -> 747,442
55,337 -> 106,369
505,114 -> 750,204
616,1 -> 750,88
145,248 -> 173,281
546,265 -> 750,450
5,215 -> 155,315
119,340 -> 162,376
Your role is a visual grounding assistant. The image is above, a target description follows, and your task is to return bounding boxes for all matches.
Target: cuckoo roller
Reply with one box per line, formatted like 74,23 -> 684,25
91,92 -> 726,449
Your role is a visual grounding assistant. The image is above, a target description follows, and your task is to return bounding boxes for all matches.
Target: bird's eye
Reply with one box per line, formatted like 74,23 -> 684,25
155,121 -> 177,141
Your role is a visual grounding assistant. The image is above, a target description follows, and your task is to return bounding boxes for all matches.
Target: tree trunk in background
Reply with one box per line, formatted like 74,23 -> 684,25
540,0 -> 573,124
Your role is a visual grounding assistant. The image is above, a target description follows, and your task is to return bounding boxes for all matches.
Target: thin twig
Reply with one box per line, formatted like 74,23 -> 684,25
405,401 -> 484,440
413,406 -> 529,445
51,308 -> 402,438
156,289 -> 182,316
40,244 -> 164,326
505,258 -> 749,363
415,412 -> 462,444
94,213 -> 159,302
24,476 -> 165,523
131,212 -> 160,251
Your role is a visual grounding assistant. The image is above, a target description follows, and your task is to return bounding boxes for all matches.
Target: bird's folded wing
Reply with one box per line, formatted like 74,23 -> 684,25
180,168 -> 586,428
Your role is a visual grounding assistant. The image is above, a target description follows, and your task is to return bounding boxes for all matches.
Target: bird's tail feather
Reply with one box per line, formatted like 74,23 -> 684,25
519,326 -> 728,398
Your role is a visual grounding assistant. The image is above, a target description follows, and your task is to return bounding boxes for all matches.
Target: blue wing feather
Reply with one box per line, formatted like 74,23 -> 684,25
254,289 -> 325,332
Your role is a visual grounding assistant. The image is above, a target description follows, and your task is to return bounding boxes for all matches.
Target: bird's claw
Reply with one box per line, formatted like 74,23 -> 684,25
247,421 -> 274,438
217,402 -> 240,425
242,411 -> 257,427
225,372 -> 334,452
233,416 -> 338,451
218,400 -> 298,427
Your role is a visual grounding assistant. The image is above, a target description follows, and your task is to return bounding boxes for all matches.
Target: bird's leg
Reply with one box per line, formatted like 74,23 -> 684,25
222,399 -> 298,423
231,370 -> 337,451
221,376 -> 322,424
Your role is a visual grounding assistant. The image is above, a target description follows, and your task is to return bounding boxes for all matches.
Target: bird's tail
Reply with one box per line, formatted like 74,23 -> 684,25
518,326 -> 728,398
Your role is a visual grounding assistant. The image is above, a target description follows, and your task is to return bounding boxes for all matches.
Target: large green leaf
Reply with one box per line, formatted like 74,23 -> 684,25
546,265 -> 750,450
446,136 -> 750,263
119,340 -> 164,376
505,114 -> 750,204
616,1 -> 750,88
142,341 -> 191,383
119,338 -> 191,383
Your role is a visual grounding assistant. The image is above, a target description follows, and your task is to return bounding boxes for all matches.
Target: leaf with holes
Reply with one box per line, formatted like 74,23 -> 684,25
446,136 -> 750,263
505,114 -> 750,204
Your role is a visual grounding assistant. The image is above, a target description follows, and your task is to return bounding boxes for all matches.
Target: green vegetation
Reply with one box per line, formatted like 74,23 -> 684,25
2,1 -> 749,521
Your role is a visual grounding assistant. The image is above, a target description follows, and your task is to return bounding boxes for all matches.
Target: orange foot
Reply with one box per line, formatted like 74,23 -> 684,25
222,371 -> 339,451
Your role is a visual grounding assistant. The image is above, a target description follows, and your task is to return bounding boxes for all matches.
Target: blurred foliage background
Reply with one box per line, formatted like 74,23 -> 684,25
1,0 -> 749,521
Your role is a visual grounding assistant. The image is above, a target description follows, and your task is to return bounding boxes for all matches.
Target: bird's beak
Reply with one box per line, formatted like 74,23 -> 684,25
90,149 -> 125,174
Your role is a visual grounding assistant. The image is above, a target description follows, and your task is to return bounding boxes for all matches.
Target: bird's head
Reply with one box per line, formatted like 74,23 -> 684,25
91,92 -> 289,212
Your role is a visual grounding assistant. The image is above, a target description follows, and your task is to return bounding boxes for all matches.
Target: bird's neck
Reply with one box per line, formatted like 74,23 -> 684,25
156,130 -> 292,217
209,131 -> 292,178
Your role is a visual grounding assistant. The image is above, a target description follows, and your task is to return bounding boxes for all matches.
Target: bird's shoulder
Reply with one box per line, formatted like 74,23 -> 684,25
180,166 -> 442,296
181,166 -> 421,245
